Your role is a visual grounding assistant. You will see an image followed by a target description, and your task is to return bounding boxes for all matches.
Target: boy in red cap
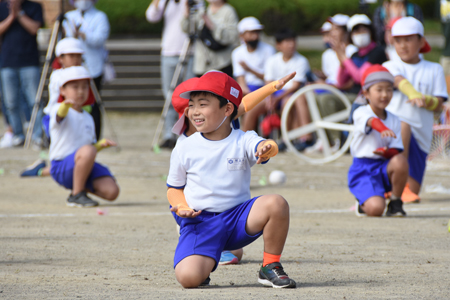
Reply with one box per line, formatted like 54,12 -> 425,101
349,65 -> 408,217
166,71 -> 296,288
49,66 -> 119,207
383,17 -> 448,203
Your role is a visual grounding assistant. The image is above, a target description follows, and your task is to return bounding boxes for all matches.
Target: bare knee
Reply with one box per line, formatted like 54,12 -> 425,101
362,198 -> 385,217
104,184 -> 120,201
175,268 -> 205,288
266,194 -> 290,216
389,154 -> 408,172
75,145 -> 97,161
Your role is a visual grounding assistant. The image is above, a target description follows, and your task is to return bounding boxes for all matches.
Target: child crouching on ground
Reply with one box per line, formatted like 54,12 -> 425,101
49,66 -> 119,207
348,65 -> 408,217
166,71 -> 296,288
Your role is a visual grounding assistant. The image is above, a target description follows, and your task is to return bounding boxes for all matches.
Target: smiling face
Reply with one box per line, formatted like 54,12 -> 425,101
363,81 -> 394,114
188,92 -> 234,139
60,79 -> 90,107
393,34 -> 424,64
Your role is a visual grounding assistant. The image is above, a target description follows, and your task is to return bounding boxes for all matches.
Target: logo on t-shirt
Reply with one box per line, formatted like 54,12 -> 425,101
227,158 -> 246,171
230,87 -> 239,98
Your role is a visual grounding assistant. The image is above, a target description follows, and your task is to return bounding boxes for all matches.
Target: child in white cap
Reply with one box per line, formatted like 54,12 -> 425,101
49,66 -> 119,207
349,65 -> 407,217
383,17 -> 448,203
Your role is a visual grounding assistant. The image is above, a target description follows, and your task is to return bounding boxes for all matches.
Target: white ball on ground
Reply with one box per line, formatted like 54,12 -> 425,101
269,170 -> 286,185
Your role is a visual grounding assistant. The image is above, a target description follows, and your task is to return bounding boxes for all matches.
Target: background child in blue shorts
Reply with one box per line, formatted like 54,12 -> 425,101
49,66 -> 119,207
166,71 -> 296,288
348,65 -> 408,217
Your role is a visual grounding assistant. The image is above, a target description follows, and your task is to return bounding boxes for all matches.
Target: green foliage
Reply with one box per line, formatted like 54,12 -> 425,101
96,0 -> 439,35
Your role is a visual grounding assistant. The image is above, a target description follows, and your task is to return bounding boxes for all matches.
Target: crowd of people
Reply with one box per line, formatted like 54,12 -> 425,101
0,0 -> 449,290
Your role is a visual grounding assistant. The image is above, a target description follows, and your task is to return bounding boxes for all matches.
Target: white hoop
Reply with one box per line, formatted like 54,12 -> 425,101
280,84 -> 355,164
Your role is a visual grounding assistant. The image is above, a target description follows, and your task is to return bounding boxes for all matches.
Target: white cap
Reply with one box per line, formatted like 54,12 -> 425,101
391,16 -> 424,37
347,14 -> 372,32
238,17 -> 264,34
55,37 -> 84,57
60,66 -> 91,86
321,22 -> 332,32
328,14 -> 350,27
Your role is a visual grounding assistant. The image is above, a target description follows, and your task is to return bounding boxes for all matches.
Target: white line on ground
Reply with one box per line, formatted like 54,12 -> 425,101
0,206 -> 449,218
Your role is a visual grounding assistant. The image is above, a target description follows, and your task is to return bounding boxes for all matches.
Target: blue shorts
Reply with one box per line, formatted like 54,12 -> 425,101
348,157 -> 392,205
50,150 -> 113,191
408,134 -> 427,185
42,114 -> 50,138
172,197 -> 263,272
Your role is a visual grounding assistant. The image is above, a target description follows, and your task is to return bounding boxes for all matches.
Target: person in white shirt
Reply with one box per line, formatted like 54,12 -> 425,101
166,71 -> 296,289
232,17 -> 275,95
383,17 -> 448,202
146,0 -> 196,149
349,65 -> 407,217
49,66 -> 119,208
63,0 -> 110,140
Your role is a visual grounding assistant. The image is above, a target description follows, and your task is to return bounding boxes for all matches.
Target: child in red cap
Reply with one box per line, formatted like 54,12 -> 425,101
166,71 -> 296,288
349,65 -> 408,217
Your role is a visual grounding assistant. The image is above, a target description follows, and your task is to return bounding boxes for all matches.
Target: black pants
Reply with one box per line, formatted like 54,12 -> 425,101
91,76 -> 102,140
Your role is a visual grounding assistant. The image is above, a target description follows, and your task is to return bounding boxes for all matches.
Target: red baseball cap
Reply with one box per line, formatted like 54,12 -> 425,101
171,78 -> 200,135
179,71 -> 243,108
361,64 -> 394,91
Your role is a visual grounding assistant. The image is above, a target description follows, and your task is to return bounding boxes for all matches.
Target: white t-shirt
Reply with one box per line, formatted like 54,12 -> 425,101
383,59 -> 448,153
43,69 -> 63,115
264,52 -> 310,90
49,104 -> 96,161
351,105 -> 403,159
232,41 -> 275,86
167,129 -> 264,213
322,45 -> 358,85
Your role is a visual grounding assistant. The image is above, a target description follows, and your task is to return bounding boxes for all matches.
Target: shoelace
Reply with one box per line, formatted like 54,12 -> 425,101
272,266 -> 288,278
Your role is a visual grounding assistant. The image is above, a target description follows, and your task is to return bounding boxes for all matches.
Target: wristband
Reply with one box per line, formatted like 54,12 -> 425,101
242,81 -> 279,112
424,95 -> 439,111
94,138 -> 108,152
374,147 -> 400,159
371,118 -> 390,133
56,102 -> 73,118
258,140 -> 279,159
398,79 -> 422,100
167,188 -> 194,216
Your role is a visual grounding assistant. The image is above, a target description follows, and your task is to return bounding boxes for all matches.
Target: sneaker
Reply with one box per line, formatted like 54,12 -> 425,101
401,184 -> 420,203
199,276 -> 210,286
219,251 -> 239,265
0,132 -> 13,148
386,199 -> 407,217
258,262 -> 296,288
66,191 -> 99,208
20,159 -> 46,177
355,200 -> 366,217
12,135 -> 25,147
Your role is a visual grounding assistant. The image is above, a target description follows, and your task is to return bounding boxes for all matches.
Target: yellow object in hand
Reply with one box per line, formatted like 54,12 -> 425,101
94,138 -> 108,152
424,95 -> 439,111
259,140 -> 279,159
167,188 -> 194,216
398,79 -> 423,100
56,102 -> 73,118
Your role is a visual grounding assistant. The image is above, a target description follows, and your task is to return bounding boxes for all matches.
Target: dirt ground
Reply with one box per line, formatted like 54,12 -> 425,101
1,112 -> 449,299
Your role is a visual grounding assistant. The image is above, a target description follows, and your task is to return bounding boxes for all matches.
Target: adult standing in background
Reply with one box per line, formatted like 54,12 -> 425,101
63,0 -> 110,140
0,0 -> 44,148
182,0 -> 239,77
373,0 -> 423,46
146,0 -> 195,149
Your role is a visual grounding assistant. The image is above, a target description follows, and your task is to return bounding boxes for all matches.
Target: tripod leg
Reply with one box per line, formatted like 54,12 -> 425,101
151,37 -> 192,151
24,20 -> 60,149
89,80 -> 120,151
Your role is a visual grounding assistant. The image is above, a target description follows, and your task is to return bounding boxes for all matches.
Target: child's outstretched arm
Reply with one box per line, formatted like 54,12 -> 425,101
396,76 -> 444,111
255,139 -> 279,164
368,117 -> 396,138
56,99 -> 75,123
94,138 -> 116,152
236,72 -> 296,118
167,188 -> 201,218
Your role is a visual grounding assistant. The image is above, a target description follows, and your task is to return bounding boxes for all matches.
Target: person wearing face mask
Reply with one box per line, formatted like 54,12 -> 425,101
0,0 -> 44,149
181,0 -> 239,77
62,0 -> 110,140
373,0 -> 423,46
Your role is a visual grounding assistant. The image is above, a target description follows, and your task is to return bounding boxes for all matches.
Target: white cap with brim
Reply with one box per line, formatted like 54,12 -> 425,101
238,17 -> 264,34
328,14 -> 350,27
391,17 -> 431,53
55,37 -> 84,57
347,14 -> 371,32
321,22 -> 332,32
60,66 -> 91,86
